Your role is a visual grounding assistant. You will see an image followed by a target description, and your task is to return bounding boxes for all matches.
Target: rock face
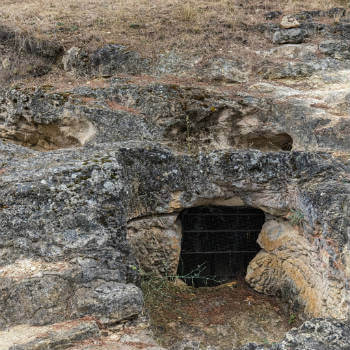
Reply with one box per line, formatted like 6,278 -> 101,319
239,318 -> 350,350
272,29 -> 306,44
3,4 -> 350,350
246,220 -> 343,318
127,214 -> 181,276
1,138 -> 350,326
6,319 -> 100,350
63,45 -> 151,77
319,40 -> 350,60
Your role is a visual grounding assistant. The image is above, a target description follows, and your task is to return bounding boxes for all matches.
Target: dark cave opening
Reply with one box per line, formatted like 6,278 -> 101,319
177,206 -> 265,287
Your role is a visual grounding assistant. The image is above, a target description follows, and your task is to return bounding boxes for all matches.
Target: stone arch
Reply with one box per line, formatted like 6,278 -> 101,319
126,192 -> 347,319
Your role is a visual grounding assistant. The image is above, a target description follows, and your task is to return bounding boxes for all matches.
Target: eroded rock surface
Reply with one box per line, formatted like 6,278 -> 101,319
63,45 -> 151,77
0,142 -> 349,327
239,318 -> 350,350
2,4 -> 350,350
1,319 -> 100,350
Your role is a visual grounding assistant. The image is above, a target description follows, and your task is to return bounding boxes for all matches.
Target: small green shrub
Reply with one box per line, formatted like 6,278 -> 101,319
289,313 -> 297,325
289,209 -> 304,226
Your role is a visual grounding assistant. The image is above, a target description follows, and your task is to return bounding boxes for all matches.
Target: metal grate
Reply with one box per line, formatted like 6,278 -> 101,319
177,206 -> 265,287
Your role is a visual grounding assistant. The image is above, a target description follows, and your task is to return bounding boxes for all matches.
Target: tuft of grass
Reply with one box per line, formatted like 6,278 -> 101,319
288,209 -> 305,226
288,313 -> 297,325
0,0 -> 346,58
178,3 -> 198,22
0,0 -> 348,87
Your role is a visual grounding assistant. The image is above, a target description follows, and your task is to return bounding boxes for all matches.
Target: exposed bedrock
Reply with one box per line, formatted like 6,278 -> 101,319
0,141 -> 350,329
3,70 -> 350,154
3,11 -> 350,347
239,318 -> 350,350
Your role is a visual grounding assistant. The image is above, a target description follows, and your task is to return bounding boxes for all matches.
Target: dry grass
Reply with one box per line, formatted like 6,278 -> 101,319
141,276 -> 299,347
0,0 -> 347,87
0,0 -> 347,57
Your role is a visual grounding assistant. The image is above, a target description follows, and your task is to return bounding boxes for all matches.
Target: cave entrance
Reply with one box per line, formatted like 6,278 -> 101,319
177,206 -> 265,287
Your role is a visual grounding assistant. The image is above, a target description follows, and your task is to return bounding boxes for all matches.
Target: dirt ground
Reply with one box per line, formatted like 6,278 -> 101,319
142,277 -> 302,349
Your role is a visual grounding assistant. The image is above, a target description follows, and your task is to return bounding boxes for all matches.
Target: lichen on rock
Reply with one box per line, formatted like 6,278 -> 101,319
2,2 -> 350,350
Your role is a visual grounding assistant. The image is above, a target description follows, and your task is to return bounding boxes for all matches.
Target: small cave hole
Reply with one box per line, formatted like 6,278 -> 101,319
177,206 -> 265,287
246,132 -> 293,151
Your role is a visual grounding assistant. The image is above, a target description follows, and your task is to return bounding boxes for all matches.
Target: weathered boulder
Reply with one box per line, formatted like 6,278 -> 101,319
272,29 -> 306,44
71,282 -> 143,325
90,44 -> 151,77
62,47 -> 91,76
63,44 -> 151,77
246,220 -> 339,318
259,61 -> 318,79
127,214 -> 181,276
280,16 -> 300,29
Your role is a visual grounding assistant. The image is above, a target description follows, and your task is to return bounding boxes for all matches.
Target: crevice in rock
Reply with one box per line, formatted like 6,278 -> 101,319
234,132 -> 293,151
0,116 -> 96,151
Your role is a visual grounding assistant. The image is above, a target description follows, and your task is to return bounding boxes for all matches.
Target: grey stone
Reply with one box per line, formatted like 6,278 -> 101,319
238,319 -> 350,350
63,44 -> 151,77
171,340 -> 201,350
259,58 -> 341,79
71,282 -> 143,325
272,29 -> 306,44
319,40 -> 350,60
8,320 -> 100,350
201,58 -> 248,83
62,47 -> 91,76
90,44 -> 151,77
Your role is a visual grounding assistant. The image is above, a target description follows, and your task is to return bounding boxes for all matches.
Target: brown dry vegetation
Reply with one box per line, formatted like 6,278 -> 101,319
0,0 -> 349,56
0,0 -> 348,87
141,276 -> 301,347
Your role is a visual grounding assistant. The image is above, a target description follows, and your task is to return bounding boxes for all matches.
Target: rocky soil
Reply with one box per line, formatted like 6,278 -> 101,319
2,1 -> 350,349
142,278 -> 297,348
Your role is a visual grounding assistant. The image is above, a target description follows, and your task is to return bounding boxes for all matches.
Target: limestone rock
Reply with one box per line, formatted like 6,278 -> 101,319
63,44 -> 151,77
90,44 -> 151,77
68,327 -> 167,350
265,44 -> 318,60
259,61 -> 318,79
201,58 -> 249,83
0,137 -> 349,326
245,220 -> 346,319
1,319 -> 100,350
280,16 -> 300,29
127,215 -> 181,276
170,340 -> 201,350
239,318 -> 350,350
62,47 -> 91,76
2,57 -> 11,69
4,8 -> 350,348
319,40 -> 350,60
273,29 -> 305,44
71,282 -> 143,326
